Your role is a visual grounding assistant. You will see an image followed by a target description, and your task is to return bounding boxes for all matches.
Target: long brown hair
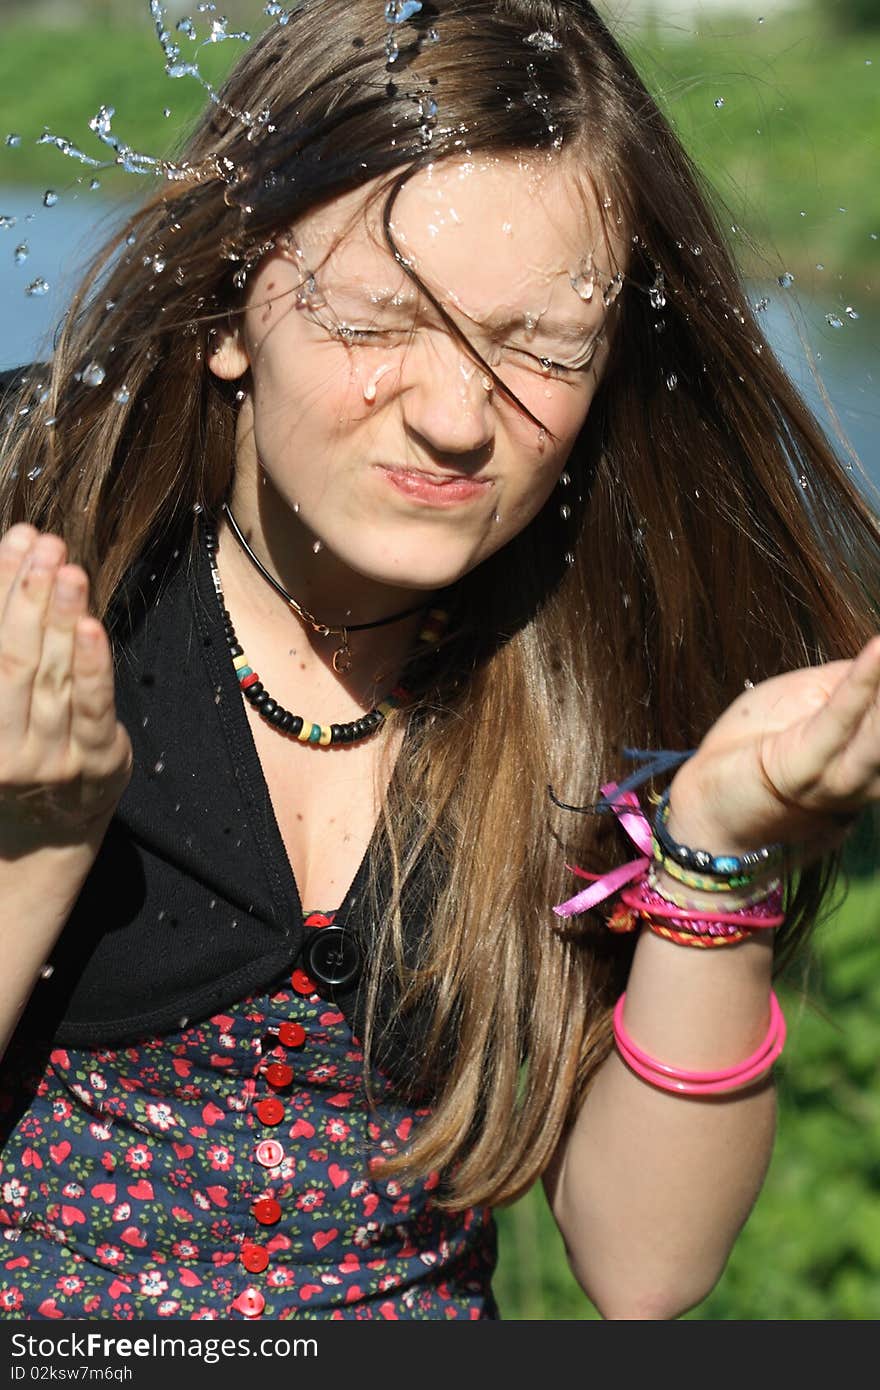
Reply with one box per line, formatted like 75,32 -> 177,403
2,0 -> 879,1209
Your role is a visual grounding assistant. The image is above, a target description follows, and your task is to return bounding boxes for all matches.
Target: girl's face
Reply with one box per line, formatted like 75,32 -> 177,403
210,152 -> 622,595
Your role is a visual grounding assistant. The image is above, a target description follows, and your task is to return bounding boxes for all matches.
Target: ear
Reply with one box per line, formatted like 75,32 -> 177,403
207,322 -> 250,381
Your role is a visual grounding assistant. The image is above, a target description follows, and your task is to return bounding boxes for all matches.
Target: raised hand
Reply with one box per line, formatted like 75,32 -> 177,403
667,637 -> 880,858
0,524 -> 132,850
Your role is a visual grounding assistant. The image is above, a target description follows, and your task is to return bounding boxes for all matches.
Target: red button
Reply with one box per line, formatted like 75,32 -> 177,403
241,1243 -> 269,1274
291,968 -> 317,995
252,1197 -> 282,1226
264,1062 -> 294,1089
255,1139 -> 285,1168
232,1286 -> 266,1318
278,1022 -> 306,1049
254,1098 -> 285,1126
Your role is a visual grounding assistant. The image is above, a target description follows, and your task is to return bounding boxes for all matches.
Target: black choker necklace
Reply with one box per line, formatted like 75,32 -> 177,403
222,502 -> 426,674
203,518 -> 449,748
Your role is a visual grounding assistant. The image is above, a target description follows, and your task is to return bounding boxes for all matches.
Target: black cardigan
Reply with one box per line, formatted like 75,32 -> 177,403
1,366 -> 448,1093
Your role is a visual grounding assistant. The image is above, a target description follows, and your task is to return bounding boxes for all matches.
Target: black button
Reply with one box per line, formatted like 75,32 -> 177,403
301,926 -> 361,992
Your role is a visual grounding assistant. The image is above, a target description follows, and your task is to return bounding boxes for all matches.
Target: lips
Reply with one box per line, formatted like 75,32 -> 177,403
376,464 -> 493,506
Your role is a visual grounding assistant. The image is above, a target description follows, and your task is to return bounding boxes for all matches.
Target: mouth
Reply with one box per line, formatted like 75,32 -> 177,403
374,464 -> 494,506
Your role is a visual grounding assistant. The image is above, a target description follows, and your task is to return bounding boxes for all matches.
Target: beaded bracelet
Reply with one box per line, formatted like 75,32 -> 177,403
613,990 -> 786,1095
652,845 -> 764,893
653,786 -> 784,878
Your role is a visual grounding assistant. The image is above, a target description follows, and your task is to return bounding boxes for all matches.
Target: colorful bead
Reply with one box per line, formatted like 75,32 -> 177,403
232,654 -> 250,671
239,671 -> 260,690
318,725 -> 332,746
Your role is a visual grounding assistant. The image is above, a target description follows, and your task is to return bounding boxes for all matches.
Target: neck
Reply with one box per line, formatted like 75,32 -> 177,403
218,469 -> 437,688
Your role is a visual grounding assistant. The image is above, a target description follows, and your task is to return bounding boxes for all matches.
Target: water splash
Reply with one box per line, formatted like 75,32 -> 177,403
525,32 -> 562,51
5,134 -> 22,148
25,278 -> 50,297
37,132 -> 103,168
777,271 -> 795,288
825,313 -> 844,329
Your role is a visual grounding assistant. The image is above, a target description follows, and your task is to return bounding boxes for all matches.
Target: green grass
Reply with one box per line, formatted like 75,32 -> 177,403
0,15 -> 877,279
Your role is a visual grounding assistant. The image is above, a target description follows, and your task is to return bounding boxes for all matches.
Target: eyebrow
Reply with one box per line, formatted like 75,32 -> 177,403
328,283 -> 598,344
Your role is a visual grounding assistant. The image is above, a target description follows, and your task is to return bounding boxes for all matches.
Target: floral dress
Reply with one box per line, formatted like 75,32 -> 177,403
0,911 -> 498,1321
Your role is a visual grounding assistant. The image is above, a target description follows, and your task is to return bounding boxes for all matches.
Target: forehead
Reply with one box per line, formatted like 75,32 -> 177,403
289,153 -> 622,329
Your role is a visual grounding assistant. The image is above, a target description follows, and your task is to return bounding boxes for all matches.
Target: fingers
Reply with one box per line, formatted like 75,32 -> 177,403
70,617 -> 122,759
0,532 -> 68,743
27,565 -> 90,746
0,524 -> 38,621
799,637 -> 880,772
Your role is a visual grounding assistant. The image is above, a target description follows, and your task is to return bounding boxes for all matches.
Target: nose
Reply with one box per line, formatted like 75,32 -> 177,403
400,330 -> 495,461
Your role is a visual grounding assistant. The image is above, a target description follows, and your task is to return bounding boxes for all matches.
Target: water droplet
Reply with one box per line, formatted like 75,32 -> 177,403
13,242 -> 28,265
113,385 -> 130,405
798,474 -> 809,489
385,0 -> 422,21
26,466 -> 43,481
602,272 -> 624,307
39,963 -> 54,980
481,374 -> 494,392
492,510 -> 502,524
649,274 -> 666,310
665,373 -> 678,391
525,31 -> 562,51
43,190 -> 59,208
753,296 -> 769,312
825,314 -> 843,329
569,254 -> 595,301
714,97 -> 725,109
744,678 -> 755,690
536,428 -> 547,447
163,108 -> 172,119
235,389 -> 246,402
563,552 -> 575,566
845,305 -> 860,320
559,471 -> 571,487
816,263 -> 825,271
89,178 -> 101,191
25,278 -> 49,297
105,299 -> 116,312
777,272 -> 794,288
6,133 -> 21,148
292,503 -> 300,514
691,245 -> 703,257
81,361 -> 106,388
559,504 -> 571,520
192,503 -> 203,514
153,759 -> 165,775
312,539 -> 323,553
0,215 -> 16,230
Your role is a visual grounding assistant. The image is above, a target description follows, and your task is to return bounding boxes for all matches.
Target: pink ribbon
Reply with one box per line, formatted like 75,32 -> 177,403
552,781 -> 654,918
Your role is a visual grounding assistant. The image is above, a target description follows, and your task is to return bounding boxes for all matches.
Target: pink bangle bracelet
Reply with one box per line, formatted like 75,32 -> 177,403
620,885 -> 785,930
612,990 -> 786,1095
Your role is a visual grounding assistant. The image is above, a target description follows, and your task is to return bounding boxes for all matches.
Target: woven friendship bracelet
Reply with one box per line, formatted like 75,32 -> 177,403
647,864 -> 783,913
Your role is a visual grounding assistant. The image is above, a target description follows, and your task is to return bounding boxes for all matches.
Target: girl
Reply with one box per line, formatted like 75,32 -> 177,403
0,0 -> 878,1321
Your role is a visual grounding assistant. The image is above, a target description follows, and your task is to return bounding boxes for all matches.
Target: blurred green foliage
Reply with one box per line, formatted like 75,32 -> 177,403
0,13 -> 877,279
495,828 -> 880,1320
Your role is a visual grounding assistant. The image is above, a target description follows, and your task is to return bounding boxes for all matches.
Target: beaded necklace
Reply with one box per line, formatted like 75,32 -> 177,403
203,517 -> 449,748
